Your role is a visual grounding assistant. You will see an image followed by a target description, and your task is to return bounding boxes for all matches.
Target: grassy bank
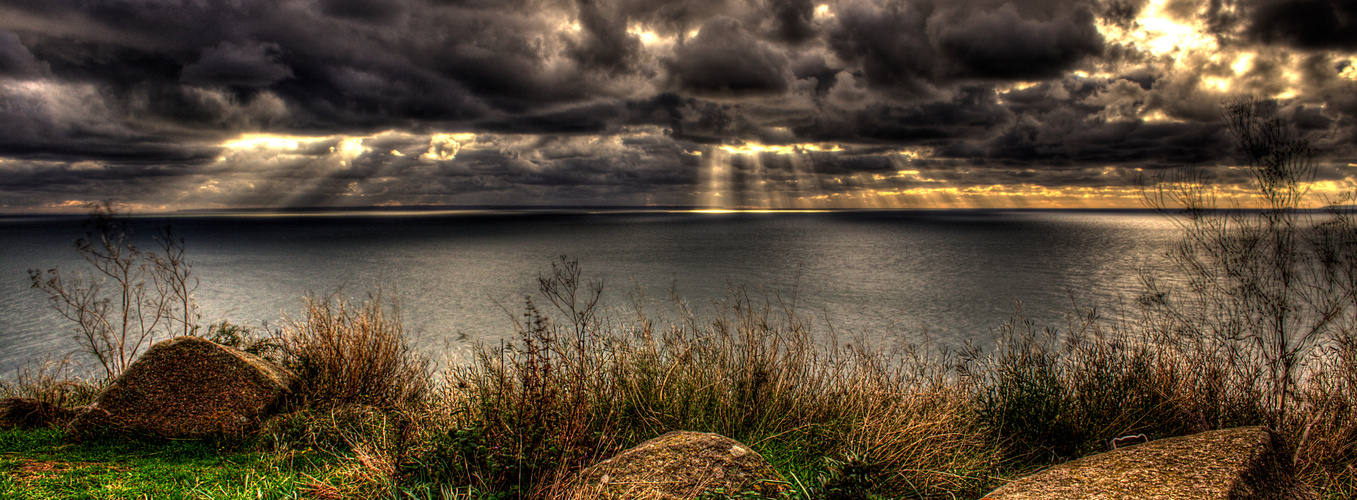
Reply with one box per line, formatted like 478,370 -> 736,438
4,261 -> 1355,499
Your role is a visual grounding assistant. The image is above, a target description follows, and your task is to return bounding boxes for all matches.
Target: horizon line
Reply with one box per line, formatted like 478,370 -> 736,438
0,204 -> 1290,219
3,203 -> 1354,218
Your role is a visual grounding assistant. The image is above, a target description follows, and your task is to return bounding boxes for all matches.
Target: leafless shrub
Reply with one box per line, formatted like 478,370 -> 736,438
1141,95 -> 1354,422
1140,94 -> 1357,488
28,201 -> 200,380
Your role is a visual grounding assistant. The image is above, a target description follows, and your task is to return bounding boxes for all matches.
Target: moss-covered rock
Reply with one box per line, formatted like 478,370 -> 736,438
67,336 -> 295,440
983,426 -> 1316,500
567,431 -> 786,500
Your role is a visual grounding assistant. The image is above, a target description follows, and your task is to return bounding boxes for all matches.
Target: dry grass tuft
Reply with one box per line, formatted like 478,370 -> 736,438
0,356 -> 103,408
1291,336 -> 1357,493
843,384 -> 996,494
279,293 -> 429,412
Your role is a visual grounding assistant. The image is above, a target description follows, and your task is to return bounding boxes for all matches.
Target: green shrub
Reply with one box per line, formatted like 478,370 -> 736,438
206,321 -> 282,362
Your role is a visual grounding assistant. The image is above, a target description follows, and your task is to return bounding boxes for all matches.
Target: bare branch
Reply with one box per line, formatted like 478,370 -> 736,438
28,202 -> 201,379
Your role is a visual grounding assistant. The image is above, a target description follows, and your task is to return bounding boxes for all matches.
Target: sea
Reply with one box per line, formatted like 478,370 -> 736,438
0,209 -> 1184,373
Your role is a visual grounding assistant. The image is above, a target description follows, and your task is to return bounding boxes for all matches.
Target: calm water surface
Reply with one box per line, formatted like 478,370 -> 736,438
0,210 -> 1181,373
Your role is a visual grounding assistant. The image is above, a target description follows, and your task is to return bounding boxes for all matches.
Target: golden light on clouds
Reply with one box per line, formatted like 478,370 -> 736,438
1092,0 -> 1311,102
801,184 -> 1140,210
196,111 -> 1355,212
896,148 -> 930,161
1202,76 -> 1230,92
219,133 -> 374,166
1013,80 -> 1044,91
1341,59 -> 1357,80
334,138 -> 368,163
689,139 -> 1350,211
1232,53 -> 1255,75
1129,0 -> 1219,56
794,179 -> 1357,211
220,134 -> 308,151
796,166 -> 1138,209
7,0 -> 1357,216
696,139 -> 1357,209
422,133 -> 476,162
627,25 -> 660,45
42,199 -> 163,212
697,144 -> 953,209
717,142 -> 844,155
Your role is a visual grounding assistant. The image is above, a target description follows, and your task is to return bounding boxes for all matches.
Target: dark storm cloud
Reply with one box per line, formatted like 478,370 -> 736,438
981,116 -> 1233,166
1291,105 -> 1332,130
1245,0 -> 1357,50
570,0 -> 643,74
0,162 -> 192,190
0,0 -> 574,131
932,3 -> 1104,79
180,41 -> 294,87
0,29 -> 45,77
801,85 -> 1014,142
0,158 -> 212,212
962,74 -> 1242,168
320,0 -> 406,23
478,102 -> 628,134
624,93 -> 772,144
246,131 -> 702,208
825,2 -> 938,97
767,0 -> 819,43
0,78 -> 222,163
666,16 -> 791,95
1098,0 -> 1149,28
0,0 -> 1354,210
617,0 -> 739,35
799,152 -> 898,175
827,0 -> 1105,96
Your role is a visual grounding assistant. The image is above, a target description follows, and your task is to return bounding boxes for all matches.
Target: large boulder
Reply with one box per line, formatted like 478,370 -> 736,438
67,336 -> 294,439
568,431 -> 786,500
0,398 -> 80,429
983,426 -> 1316,500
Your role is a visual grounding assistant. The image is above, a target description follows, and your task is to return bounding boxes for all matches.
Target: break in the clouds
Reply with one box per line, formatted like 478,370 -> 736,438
0,0 -> 1354,211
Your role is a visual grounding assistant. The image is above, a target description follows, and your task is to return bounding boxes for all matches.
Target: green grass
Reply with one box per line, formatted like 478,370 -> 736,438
0,428 -> 336,499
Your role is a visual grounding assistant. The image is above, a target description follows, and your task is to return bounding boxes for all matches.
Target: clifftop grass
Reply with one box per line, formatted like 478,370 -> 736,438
8,255 -> 1352,499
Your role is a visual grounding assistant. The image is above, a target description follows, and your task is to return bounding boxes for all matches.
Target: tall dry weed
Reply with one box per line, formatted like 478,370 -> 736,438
270,292 -> 429,493
0,356 -> 103,407
280,293 -> 428,412
421,258 -> 1000,499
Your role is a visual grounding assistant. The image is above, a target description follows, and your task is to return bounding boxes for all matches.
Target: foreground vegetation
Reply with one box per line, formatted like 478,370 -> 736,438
4,263 -> 1355,499
4,97 -> 1355,498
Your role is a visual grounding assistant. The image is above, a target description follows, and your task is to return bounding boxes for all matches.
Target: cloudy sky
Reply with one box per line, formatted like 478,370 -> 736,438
0,0 -> 1354,212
